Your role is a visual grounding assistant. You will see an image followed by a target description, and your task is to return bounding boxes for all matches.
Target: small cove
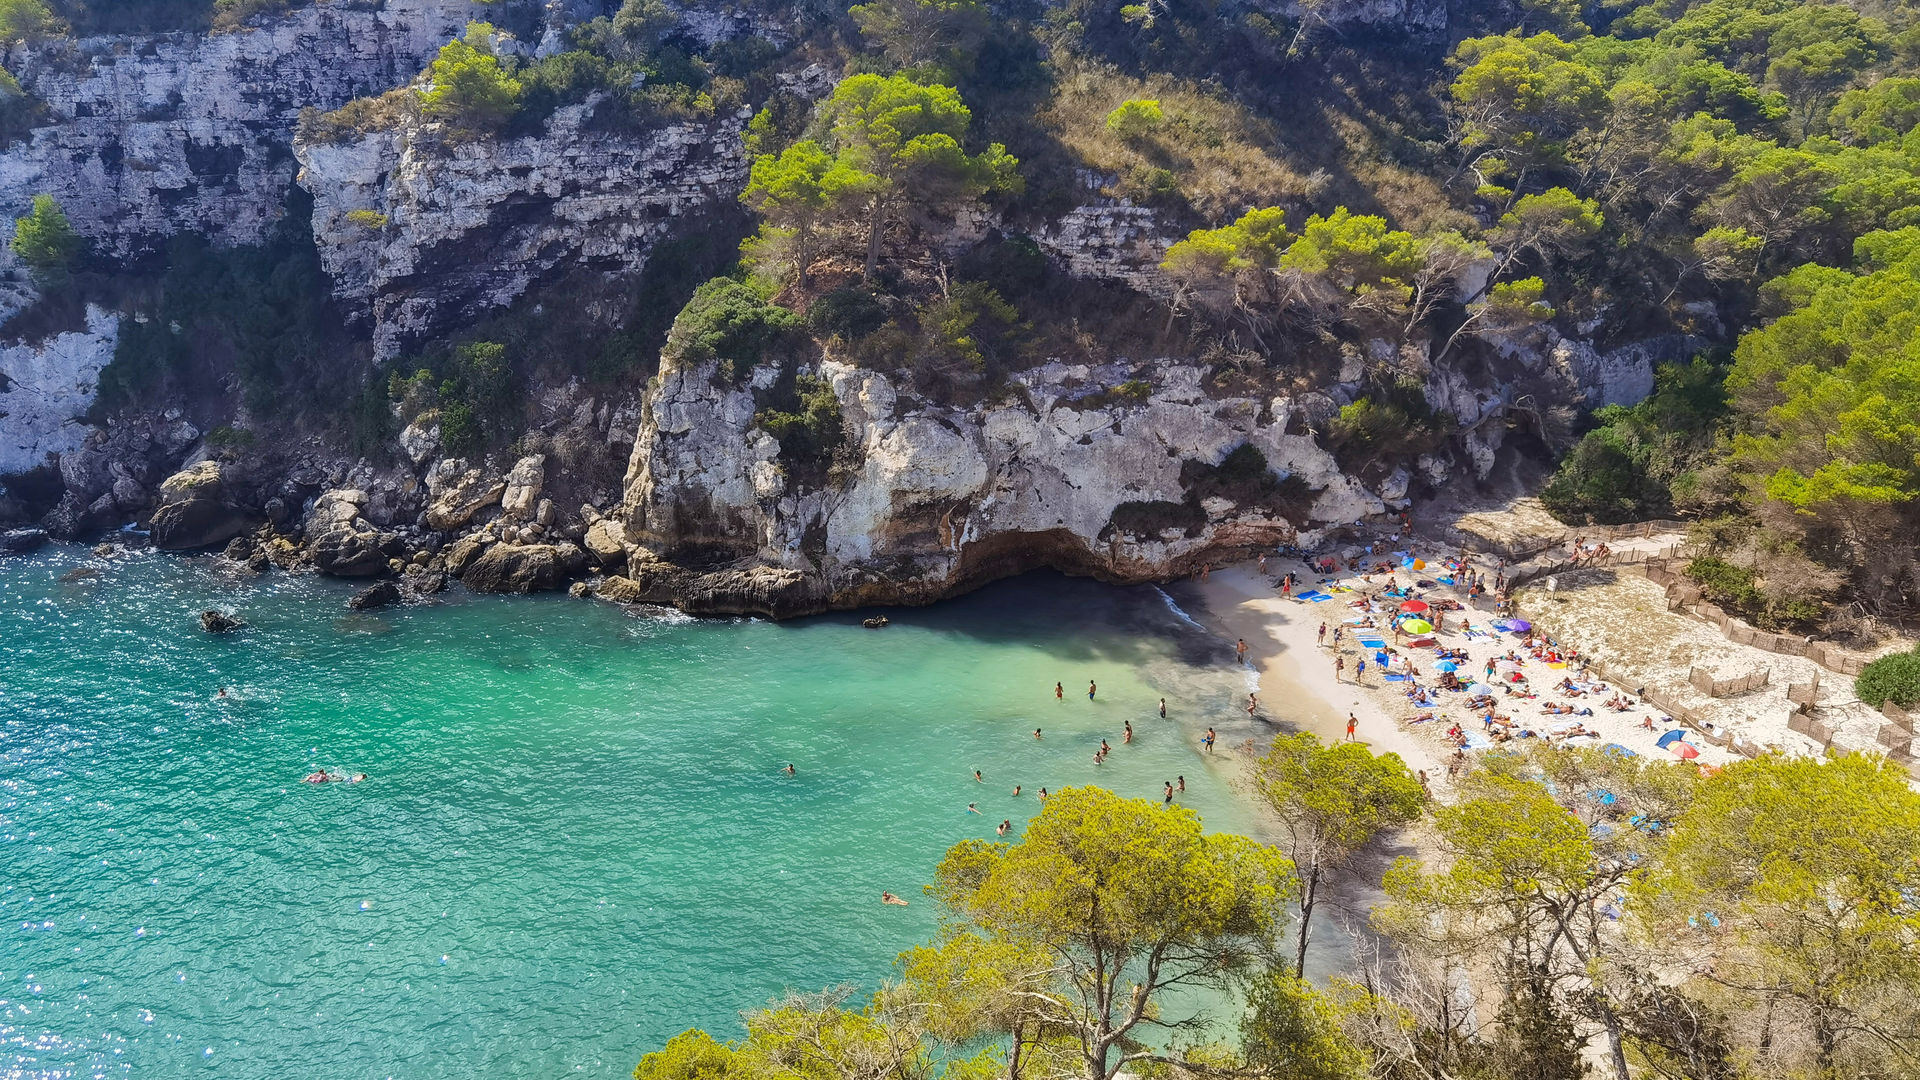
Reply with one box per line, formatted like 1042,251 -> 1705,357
1,547 -> 1283,1079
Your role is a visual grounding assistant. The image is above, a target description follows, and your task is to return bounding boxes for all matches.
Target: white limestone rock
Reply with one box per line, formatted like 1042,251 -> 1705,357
0,304 -> 119,476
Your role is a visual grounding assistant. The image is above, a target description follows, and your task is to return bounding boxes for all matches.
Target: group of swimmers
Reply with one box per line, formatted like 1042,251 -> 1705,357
304,770 -> 366,784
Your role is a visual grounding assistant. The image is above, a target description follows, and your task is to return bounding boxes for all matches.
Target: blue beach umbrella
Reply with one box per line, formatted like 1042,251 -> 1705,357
1434,660 -> 1460,672
1655,729 -> 1690,750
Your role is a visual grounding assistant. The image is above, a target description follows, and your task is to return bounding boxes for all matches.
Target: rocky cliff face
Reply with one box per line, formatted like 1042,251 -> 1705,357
296,97 -> 750,357
0,0 -> 505,264
0,304 -> 117,476
611,355 -> 1383,614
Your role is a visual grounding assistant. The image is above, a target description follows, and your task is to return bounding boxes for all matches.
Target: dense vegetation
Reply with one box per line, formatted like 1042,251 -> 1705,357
632,746 -> 1920,1080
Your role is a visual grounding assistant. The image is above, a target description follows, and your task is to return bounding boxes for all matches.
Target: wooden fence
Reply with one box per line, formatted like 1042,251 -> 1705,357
1688,665 -> 1770,697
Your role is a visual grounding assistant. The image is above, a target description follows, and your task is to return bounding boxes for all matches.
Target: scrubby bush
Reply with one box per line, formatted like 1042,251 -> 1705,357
755,374 -> 847,484
1324,377 -> 1447,476
664,277 -> 801,379
1857,649 -> 1920,707
11,193 -> 81,286
435,340 -> 514,455
344,209 -> 389,231
0,0 -> 58,40
807,286 -> 889,342
1105,98 -> 1164,140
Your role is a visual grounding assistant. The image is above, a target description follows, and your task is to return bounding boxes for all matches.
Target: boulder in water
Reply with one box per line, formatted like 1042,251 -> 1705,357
151,462 -> 258,551
348,581 -> 401,610
200,610 -> 244,633
1,527 -> 48,554
460,541 -> 587,593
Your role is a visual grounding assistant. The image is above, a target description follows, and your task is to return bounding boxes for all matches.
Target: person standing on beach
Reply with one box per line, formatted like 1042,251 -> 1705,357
1088,680 -> 1097,701
1258,553 -> 1267,573
1201,563 -> 1211,581
1159,698 -> 1167,718
1317,623 -> 1327,646
1357,657 -> 1367,678
1335,656 -> 1345,680
1247,693 -> 1258,716
1333,627 -> 1343,646
1236,638 -> 1248,664
1203,727 -> 1216,752
1346,713 -> 1358,741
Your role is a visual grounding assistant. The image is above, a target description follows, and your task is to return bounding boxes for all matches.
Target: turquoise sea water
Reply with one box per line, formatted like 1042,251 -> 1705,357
0,546 -> 1271,1079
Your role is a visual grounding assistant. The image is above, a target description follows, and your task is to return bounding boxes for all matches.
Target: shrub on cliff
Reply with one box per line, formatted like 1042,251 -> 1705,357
1857,649 -> 1920,708
1105,98 -> 1164,140
11,193 -> 81,286
419,23 -> 522,135
0,0 -> 58,41
664,278 -> 801,381
754,374 -> 848,487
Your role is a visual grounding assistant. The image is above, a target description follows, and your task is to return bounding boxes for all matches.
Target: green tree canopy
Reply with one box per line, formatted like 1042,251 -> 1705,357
418,22 -> 523,135
848,0 -> 990,79
11,192 -> 81,285
1252,733 -> 1425,977
928,786 -> 1296,1080
1635,754 -> 1920,1075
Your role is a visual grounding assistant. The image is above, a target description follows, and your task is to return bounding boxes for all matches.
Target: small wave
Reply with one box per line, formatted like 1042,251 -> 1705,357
1153,587 -> 1207,632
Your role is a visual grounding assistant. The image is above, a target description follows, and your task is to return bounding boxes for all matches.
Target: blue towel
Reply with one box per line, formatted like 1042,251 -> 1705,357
1384,673 -> 1411,682
1358,638 -> 1385,648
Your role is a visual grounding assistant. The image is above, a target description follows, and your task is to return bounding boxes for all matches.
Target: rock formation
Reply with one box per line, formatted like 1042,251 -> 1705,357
295,97 -> 749,356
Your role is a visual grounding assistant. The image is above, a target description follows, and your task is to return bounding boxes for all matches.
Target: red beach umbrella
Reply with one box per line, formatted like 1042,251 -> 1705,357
1398,600 -> 1430,613
1668,741 -> 1701,761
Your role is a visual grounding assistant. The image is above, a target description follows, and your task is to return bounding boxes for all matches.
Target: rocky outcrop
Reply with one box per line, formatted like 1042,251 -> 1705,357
0,0 -> 499,259
500,454 -> 546,521
424,460 -> 505,531
348,581 -> 401,610
0,305 -> 119,476
618,356 -> 1381,614
150,460 -> 257,549
460,541 -> 586,593
296,96 -> 750,356
305,488 -> 404,576
1035,202 -> 1175,297
0,526 -> 47,553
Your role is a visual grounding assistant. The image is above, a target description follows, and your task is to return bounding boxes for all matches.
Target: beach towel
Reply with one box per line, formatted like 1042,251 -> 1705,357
1437,576 -> 1456,585
1305,593 -> 1333,602
1384,673 -> 1411,682
1358,637 -> 1386,648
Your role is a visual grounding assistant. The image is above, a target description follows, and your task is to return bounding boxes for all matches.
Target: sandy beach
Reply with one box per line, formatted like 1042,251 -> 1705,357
1185,551 -> 1738,794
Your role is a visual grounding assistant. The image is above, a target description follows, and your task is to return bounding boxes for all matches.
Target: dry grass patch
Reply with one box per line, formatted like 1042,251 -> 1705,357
1040,60 -> 1305,220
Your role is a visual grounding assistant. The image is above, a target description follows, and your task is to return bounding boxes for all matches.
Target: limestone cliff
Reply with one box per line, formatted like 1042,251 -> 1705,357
612,355 -> 1382,614
0,304 -> 117,476
295,96 -> 750,357
0,0 -> 505,260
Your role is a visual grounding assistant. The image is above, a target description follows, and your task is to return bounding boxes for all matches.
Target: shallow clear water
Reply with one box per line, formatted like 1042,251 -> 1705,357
0,547 -> 1268,1079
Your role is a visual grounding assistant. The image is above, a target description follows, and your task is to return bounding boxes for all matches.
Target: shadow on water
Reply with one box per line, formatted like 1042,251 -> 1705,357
782,569 -> 1234,670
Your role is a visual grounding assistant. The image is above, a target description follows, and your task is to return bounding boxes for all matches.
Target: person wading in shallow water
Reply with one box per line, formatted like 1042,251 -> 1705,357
1055,682 -> 1063,700
1159,698 -> 1167,718
1088,680 -> 1097,701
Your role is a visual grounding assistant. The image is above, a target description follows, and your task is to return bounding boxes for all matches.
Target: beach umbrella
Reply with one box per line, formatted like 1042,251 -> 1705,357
1668,740 -> 1700,761
1401,619 -> 1434,634
1496,659 -> 1522,676
1506,619 -> 1532,631
1413,559 -> 1426,570
1466,682 -> 1497,697
1655,729 -> 1689,750
1434,659 -> 1459,672
1398,599 -> 1429,613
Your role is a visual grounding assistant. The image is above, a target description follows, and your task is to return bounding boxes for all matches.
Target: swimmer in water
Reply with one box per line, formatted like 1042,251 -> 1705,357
996,820 -> 1010,836
783,763 -> 795,775
1177,775 -> 1185,793
974,770 -> 983,783
350,773 -> 367,783
305,771 -> 330,784
882,892 -> 909,906
1034,728 -> 1043,740
1203,728 -> 1216,752
967,803 -> 980,814
1159,698 -> 1166,718
216,687 -> 230,699
1123,721 -> 1133,744
1038,788 -> 1048,801
1055,682 -> 1063,700
1012,785 -> 1022,796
